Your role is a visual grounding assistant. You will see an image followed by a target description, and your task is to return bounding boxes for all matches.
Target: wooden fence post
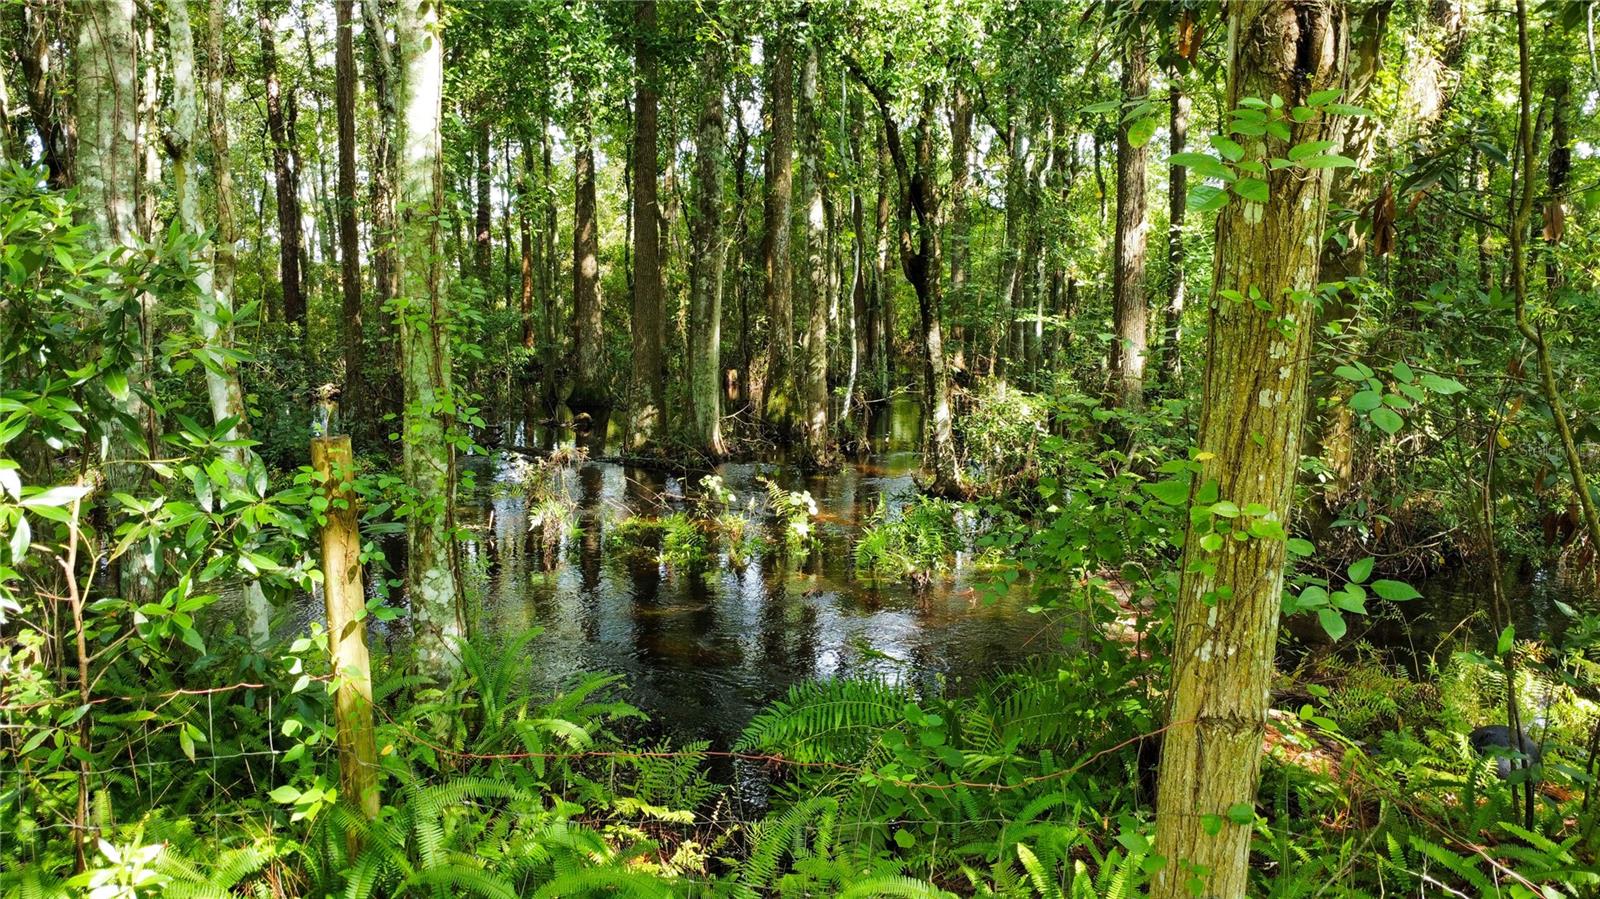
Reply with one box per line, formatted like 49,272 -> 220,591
310,435 -> 381,824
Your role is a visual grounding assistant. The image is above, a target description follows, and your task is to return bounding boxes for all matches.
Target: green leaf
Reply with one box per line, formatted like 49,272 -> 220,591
1210,136 -> 1245,162
1128,116 -> 1158,148
1298,154 -> 1357,169
1226,802 -> 1255,825
105,370 -> 129,401
1187,185 -> 1229,212
1143,477 -> 1191,506
1391,361 -> 1415,383
1420,373 -> 1466,394
893,828 -> 916,849
20,485 -> 91,509
1318,608 -> 1348,640
1286,537 -> 1314,557
1200,533 -> 1224,552
1288,139 -> 1336,162
1233,178 -> 1269,203
1326,103 -> 1370,117
1349,390 -> 1382,411
1306,88 -> 1343,107
1368,406 -> 1403,434
1496,625 -> 1515,655
1167,152 -> 1234,181
1209,501 -> 1240,518
1333,365 -> 1365,381
268,785 -> 300,803
1347,557 -> 1374,584
1372,579 -> 1421,601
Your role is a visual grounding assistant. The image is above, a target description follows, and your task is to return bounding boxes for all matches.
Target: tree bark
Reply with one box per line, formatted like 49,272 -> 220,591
519,135 -> 536,350
630,0 -> 666,451
474,117 -> 492,280
688,28 -> 727,456
171,0 -> 269,645
947,82 -> 972,375
1109,39 -> 1150,409
854,64 -> 962,496
77,0 -> 153,606
260,0 -> 306,330
335,0 -> 364,435
570,79 -> 606,412
1161,80 -> 1188,386
761,37 -> 796,428
798,46 -> 830,463
396,0 -> 464,680
16,1 -> 71,185
1151,5 -> 1345,896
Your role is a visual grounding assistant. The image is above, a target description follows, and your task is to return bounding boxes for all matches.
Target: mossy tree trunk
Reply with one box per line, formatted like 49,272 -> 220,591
761,36 -> 796,428
1151,4 -> 1345,896
798,45 -> 831,464
170,0 -> 271,646
687,27 -> 727,456
395,0 -> 464,681
629,0 -> 665,452
1109,38 -> 1150,409
570,81 -> 606,414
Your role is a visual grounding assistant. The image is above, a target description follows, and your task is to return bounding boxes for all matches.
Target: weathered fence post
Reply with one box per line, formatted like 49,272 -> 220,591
310,434 -> 381,826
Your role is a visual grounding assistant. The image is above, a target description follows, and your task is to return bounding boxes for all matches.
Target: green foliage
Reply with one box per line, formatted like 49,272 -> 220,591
855,495 -> 961,584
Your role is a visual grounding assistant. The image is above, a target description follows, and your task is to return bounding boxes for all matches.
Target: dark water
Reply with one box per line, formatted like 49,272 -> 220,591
460,398 -> 1060,748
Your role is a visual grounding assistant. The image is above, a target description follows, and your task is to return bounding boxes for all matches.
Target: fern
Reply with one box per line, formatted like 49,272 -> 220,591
837,875 -> 958,898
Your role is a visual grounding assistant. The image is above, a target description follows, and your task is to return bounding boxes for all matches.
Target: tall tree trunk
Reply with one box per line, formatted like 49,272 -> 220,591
630,0 -> 665,451
300,11 -> 335,274
541,120 -> 560,405
874,128 -> 893,391
474,117 -> 492,280
362,0 -> 399,313
136,12 -> 160,241
761,37 -> 796,427
846,87 -> 868,425
855,66 -> 961,496
172,0 -> 270,645
77,0 -> 152,606
947,83 -> 972,375
1151,5 -> 1345,895
570,82 -> 606,412
395,0 -> 463,680
688,30 -> 727,455
17,1 -> 71,185
1109,39 -> 1150,409
1161,80 -> 1188,386
992,100 -> 1023,378
261,1 -> 306,330
798,46 -> 831,463
519,136 -> 536,350
335,0 -> 364,435
501,136 -> 514,308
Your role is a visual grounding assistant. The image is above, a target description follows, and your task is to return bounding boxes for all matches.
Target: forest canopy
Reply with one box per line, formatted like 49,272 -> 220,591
2,0 -> 1600,896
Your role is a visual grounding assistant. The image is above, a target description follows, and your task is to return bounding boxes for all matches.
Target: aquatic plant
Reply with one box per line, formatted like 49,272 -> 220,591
759,476 -> 820,558
854,495 -> 962,585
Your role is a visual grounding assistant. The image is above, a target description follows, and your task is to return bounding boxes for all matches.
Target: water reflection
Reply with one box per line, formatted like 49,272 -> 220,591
470,397 -> 1060,748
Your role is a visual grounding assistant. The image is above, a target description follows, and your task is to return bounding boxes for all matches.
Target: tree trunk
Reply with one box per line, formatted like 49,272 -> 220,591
475,117 -> 492,280
1161,80 -> 1188,386
630,0 -> 666,451
688,30 -> 727,456
761,37 -> 796,428
1151,5 -> 1345,896
261,0 -> 306,330
136,12 -> 160,241
570,83 -> 606,412
947,83 -> 972,375
1109,39 -> 1150,409
798,47 -> 830,463
335,0 -> 364,436
173,0 -> 269,645
395,0 -> 464,681
874,128 -> 893,391
519,136 -> 536,350
77,0 -> 152,606
16,1 -> 71,185
855,66 -> 961,496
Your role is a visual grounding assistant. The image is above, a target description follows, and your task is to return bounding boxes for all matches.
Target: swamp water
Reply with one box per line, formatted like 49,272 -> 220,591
449,398 -> 1055,748
286,399 -> 1594,752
